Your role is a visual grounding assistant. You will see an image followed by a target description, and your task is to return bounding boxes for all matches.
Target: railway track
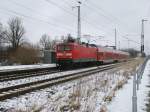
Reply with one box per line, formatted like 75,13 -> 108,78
0,62 -> 123,101
0,58 -> 134,82
0,64 -> 102,82
0,64 -> 115,82
0,65 -> 67,82
0,69 -> 59,82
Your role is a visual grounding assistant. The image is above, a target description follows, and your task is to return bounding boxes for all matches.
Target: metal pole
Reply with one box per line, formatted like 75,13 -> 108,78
133,57 -> 149,112
128,39 -> 129,49
132,74 -> 137,112
115,28 -> 117,49
137,65 -> 141,90
118,41 -> 120,50
141,19 -> 148,55
141,20 -> 144,54
77,2 -> 81,43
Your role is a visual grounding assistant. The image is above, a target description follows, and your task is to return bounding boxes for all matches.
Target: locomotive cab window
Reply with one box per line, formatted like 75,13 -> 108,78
65,45 -> 72,51
57,45 -> 72,51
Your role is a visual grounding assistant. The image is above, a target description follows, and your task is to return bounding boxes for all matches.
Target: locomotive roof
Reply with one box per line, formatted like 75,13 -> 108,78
57,42 -> 129,55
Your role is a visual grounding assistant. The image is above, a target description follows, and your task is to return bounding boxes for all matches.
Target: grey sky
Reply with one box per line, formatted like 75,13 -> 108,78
0,0 -> 150,53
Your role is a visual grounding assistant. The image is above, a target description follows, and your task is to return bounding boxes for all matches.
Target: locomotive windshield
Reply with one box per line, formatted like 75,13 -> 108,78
57,45 -> 72,51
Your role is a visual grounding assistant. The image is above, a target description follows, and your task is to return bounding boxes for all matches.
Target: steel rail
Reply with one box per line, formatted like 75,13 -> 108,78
0,63 -> 118,82
0,70 -> 59,82
0,63 -> 122,101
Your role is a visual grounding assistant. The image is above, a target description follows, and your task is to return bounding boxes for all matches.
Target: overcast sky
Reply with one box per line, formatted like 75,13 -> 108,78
0,0 -> 150,53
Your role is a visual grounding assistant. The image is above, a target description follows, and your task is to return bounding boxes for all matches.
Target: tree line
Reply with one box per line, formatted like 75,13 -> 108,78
0,17 -> 60,65
0,17 -> 140,65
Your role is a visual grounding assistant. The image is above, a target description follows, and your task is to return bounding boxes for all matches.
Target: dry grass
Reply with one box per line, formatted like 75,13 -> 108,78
103,90 -> 116,102
119,58 -> 144,72
102,58 -> 144,103
116,80 -> 126,89
8,104 -> 44,112
30,104 -> 44,112
60,104 -> 70,112
100,105 -> 108,112
66,82 -> 82,111
65,58 -> 144,111
13,58 -> 144,112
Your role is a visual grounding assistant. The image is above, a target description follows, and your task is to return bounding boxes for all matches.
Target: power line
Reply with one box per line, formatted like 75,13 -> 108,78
61,0 -> 124,39
6,0 -> 75,32
2,0 -> 140,49
83,3 -> 116,24
62,0 -> 73,7
80,3 -> 115,36
48,0 -> 115,37
84,1 -> 133,41
86,0 -> 124,25
45,0 -> 144,50
45,0 -> 100,31
63,0 -> 139,48
122,36 -> 140,45
45,0 -> 77,17
83,0 -> 134,40
0,8 -> 74,33
2,0 -> 114,39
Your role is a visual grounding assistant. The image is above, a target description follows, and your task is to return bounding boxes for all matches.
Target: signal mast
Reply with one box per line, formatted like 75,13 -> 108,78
77,1 -> 82,43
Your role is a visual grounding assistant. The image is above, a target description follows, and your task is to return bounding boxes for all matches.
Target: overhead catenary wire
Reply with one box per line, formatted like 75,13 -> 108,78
46,0 -> 116,38
82,0 -> 141,47
13,0 -> 140,48
0,0 -> 141,49
0,8 -> 74,34
86,0 -> 126,26
62,0 -> 139,46
122,36 -> 140,45
1,0 -> 113,41
65,0 -> 116,34
6,0 -> 76,32
83,3 -> 117,24
80,0 -> 140,46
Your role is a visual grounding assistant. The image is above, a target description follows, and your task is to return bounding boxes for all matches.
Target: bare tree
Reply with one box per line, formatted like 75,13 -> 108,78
4,17 -> 25,50
40,34 -> 53,50
0,23 -> 5,46
51,39 -> 58,50
0,23 -> 3,46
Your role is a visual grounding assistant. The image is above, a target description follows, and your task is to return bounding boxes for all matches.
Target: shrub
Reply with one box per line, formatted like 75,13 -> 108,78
9,46 -> 40,64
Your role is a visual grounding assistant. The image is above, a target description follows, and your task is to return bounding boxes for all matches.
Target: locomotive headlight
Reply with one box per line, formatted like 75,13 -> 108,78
57,53 -> 63,56
66,53 -> 72,56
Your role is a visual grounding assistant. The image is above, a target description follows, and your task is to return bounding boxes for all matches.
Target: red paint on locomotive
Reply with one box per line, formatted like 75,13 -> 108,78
56,42 -> 129,66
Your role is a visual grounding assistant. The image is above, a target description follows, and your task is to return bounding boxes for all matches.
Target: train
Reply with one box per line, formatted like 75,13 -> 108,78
56,39 -> 129,67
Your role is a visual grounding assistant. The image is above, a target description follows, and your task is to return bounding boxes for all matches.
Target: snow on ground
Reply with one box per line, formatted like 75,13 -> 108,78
0,68 -> 132,112
0,64 -> 56,72
0,65 -> 110,89
0,59 -> 143,112
107,60 -> 150,112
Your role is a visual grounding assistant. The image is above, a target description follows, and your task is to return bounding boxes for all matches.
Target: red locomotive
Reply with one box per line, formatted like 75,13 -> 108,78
56,39 -> 129,67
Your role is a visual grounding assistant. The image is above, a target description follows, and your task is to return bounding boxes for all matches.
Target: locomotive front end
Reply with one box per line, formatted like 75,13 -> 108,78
56,43 -> 73,66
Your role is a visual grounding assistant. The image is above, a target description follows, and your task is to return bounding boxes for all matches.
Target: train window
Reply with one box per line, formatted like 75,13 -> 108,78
57,45 -> 72,51
64,45 -> 71,51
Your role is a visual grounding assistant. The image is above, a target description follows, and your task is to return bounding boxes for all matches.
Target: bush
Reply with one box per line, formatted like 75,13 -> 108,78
9,46 -> 40,65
